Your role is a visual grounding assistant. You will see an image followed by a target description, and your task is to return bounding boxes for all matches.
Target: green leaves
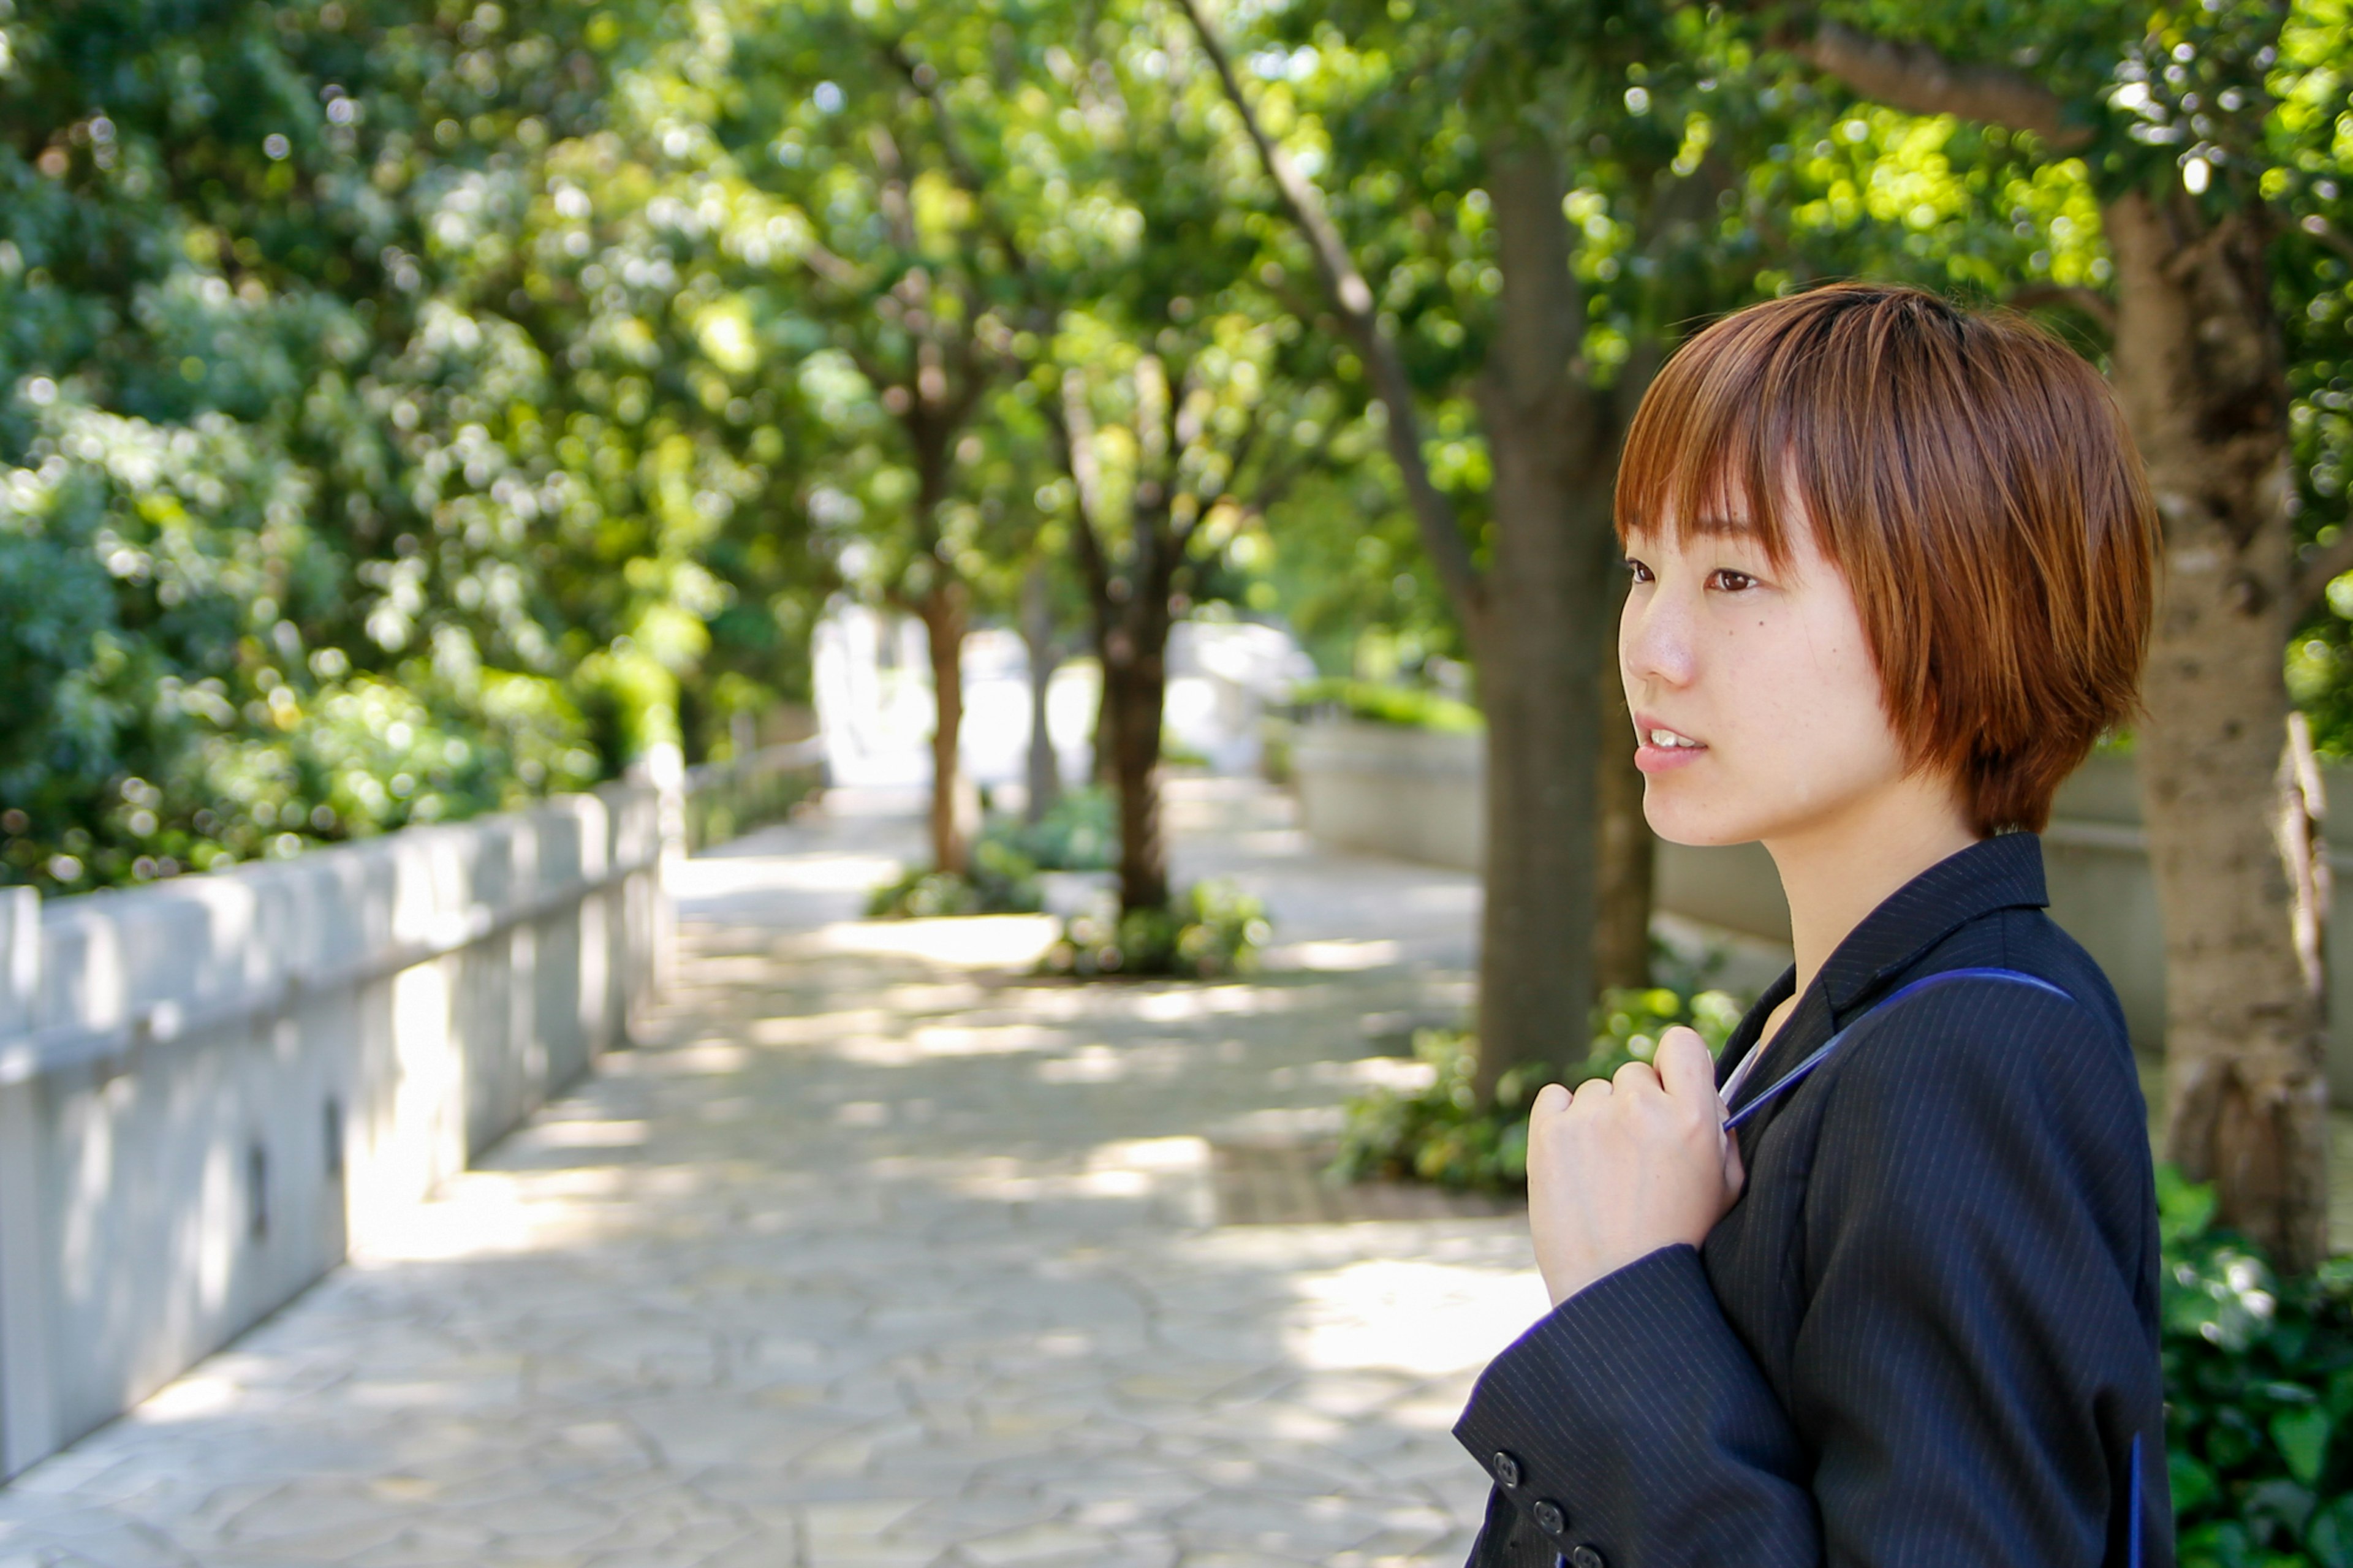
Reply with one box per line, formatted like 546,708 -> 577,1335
0,0 -> 833,890
1331,944 -> 1742,1191
2276,1404 -> 2335,1485
2164,1170 -> 2353,1566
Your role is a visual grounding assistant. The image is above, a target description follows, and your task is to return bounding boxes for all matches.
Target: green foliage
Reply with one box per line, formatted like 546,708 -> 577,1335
1293,677 -> 1485,733
2162,1168 -> 2353,1567
987,786 -> 1115,872
1040,880 -> 1271,979
0,0 -> 826,895
1332,955 -> 1746,1191
866,839 -> 1044,918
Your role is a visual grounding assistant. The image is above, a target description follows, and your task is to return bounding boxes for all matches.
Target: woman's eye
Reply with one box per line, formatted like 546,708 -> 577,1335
1624,558 -> 1654,584
1707,569 -> 1757,593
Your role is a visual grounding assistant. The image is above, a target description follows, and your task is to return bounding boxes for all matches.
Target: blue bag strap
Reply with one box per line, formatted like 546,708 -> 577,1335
2129,1431 -> 2144,1568
1722,965 -> 2075,1131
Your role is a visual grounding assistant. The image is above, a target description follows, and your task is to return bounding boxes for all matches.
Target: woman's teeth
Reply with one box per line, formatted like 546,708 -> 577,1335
1648,729 -> 1700,748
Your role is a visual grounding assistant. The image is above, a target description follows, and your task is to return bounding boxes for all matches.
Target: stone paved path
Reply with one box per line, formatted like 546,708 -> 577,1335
0,781 -> 1548,1568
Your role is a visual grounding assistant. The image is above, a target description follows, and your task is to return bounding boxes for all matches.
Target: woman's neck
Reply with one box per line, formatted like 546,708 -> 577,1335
1764,776 -> 1982,1001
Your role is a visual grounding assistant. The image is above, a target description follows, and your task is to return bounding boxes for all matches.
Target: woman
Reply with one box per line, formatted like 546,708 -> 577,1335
1454,284 -> 2168,1568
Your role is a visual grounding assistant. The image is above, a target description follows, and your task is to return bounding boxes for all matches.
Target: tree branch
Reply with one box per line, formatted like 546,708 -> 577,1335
865,124 -> 919,251
795,237 -> 866,290
1053,369 -> 1116,610
1173,0 -> 1483,626
1786,19 -> 2091,151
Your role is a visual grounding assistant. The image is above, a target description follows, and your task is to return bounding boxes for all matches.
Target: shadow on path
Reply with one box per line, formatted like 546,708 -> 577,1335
0,781 -> 1542,1568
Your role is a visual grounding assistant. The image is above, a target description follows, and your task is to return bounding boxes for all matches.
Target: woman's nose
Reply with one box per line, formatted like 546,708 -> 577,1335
1621,585 -> 1696,689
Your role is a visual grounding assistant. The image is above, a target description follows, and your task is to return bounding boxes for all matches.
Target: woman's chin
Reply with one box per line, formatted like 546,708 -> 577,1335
1640,784 -> 1767,849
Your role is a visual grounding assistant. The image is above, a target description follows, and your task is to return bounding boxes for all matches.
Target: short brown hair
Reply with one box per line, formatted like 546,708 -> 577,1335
1615,283 -> 2158,835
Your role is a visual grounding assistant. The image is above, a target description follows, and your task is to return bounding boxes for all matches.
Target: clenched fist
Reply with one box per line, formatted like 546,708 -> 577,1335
1526,1025 -> 1746,1307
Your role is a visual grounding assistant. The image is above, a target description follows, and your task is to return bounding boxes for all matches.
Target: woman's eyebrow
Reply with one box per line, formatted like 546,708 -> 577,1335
1688,513 -> 1759,537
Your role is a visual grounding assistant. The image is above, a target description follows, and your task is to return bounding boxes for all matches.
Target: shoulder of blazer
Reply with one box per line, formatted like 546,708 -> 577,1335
1803,968 -> 2148,1197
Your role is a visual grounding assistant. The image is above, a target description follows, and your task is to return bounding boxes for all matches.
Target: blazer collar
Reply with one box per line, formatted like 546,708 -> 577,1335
1816,831 -> 2049,1017
1715,833 -> 2050,1094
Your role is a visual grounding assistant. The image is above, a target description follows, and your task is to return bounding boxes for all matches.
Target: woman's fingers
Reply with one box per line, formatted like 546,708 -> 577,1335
1654,1026 -> 1716,1102
1612,1058 -> 1661,1095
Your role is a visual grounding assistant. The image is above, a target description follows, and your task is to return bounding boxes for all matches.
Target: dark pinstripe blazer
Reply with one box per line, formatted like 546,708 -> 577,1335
1454,833 -> 2171,1568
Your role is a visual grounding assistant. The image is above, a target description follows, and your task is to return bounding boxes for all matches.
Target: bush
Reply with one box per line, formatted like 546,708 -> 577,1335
1292,676 -> 1483,734
3,666 -> 602,893
1331,961 -> 1746,1191
1039,879 -> 1271,979
865,838 -> 1043,918
987,785 -> 1116,871
2162,1169 -> 2353,1566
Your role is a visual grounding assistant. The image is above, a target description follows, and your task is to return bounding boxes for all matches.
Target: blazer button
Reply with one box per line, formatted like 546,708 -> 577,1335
1531,1499 -> 1567,1536
1492,1452 -> 1523,1488
1569,1546 -> 1606,1568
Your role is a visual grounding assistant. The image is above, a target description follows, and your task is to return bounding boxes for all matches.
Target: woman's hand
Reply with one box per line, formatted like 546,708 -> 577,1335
1526,1026 -> 1746,1307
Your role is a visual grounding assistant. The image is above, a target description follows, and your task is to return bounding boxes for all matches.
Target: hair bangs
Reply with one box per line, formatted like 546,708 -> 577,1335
1615,313 -> 1814,572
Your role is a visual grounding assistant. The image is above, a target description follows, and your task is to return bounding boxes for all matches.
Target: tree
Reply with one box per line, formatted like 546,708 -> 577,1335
1176,0 -> 1784,1089
710,6 -> 1029,877
1757,0 -> 2347,1270
1049,312 -> 1349,910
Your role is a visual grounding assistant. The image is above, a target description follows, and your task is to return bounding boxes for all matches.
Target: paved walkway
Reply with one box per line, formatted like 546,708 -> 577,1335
0,782 -> 1547,1568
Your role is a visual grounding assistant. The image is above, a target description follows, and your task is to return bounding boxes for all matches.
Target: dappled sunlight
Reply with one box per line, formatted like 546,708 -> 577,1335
1132,983 -> 1307,1021
1267,1055 -> 1442,1094
1274,937 -> 1409,971
835,1021 -> 1069,1066
1034,1039 -> 1205,1083
668,850 -> 903,899
877,980 -> 991,1012
925,1135 -> 1216,1223
808,912 -> 1060,967
607,1039 -> 752,1075
133,1375 -> 241,1425
521,1119 -> 648,1149
350,1142 -> 714,1263
1284,1256 -> 1549,1379
999,977 -> 1324,1022
746,1007 -> 895,1046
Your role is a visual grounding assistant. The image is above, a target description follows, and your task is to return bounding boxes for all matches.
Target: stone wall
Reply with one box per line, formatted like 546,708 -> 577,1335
0,786 -> 663,1479
1295,719 -> 2353,1092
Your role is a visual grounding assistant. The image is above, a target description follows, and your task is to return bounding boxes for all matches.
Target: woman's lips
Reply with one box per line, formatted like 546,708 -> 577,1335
1634,719 -> 1707,775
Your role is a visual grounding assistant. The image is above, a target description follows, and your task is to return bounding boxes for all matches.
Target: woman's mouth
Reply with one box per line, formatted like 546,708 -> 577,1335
1634,721 -> 1707,774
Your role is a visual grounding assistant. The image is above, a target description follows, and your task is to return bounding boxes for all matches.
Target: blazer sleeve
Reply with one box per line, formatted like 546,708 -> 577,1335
1452,982 -> 2165,1568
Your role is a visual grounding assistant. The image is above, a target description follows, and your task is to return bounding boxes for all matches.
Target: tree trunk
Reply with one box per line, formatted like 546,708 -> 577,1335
1021,563 -> 1063,824
1102,607 -> 1172,913
1089,670 -> 1114,786
916,581 -> 972,877
1171,13 -> 1624,1092
1469,135 -> 1616,1100
1593,627 -> 1655,993
2106,191 -> 2329,1271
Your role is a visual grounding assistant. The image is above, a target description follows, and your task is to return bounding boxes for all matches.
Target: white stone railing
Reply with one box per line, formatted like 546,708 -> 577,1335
1294,718 -> 2353,1095
0,785 -> 663,1480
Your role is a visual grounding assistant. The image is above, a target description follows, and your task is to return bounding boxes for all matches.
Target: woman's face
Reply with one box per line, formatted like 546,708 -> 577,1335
1620,509 -> 1918,848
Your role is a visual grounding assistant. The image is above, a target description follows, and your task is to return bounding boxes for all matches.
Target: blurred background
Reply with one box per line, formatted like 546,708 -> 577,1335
3,1 -> 2353,1564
